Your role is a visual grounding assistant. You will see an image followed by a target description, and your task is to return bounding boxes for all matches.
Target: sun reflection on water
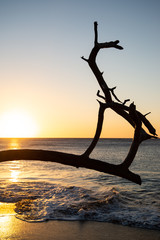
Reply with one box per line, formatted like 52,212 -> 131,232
5,139 -> 21,182
0,202 -> 16,238
10,169 -> 20,182
0,202 -> 16,216
9,139 -> 20,149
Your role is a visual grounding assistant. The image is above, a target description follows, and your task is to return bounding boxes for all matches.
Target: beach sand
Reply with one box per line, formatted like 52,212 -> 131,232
0,203 -> 159,240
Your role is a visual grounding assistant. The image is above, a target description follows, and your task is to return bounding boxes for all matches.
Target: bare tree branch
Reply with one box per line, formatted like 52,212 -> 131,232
97,90 -> 105,100
0,21 -> 157,186
86,22 -> 123,102
120,103 -> 142,169
94,21 -> 98,45
144,112 -> 151,117
109,87 -> 122,103
81,21 -> 157,176
83,101 -> 107,157
123,99 -> 130,105
0,149 -> 141,185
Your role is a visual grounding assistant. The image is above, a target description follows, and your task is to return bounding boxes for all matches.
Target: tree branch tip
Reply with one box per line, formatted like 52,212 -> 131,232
94,21 -> 98,45
97,99 -> 103,104
130,101 -> 135,106
114,41 -> 123,50
109,86 -> 122,103
114,41 -> 123,49
115,44 -> 123,50
109,86 -> 116,91
152,135 -> 158,138
144,112 -> 151,117
81,56 -> 88,62
97,90 -> 106,100
154,133 -> 158,137
123,99 -> 130,105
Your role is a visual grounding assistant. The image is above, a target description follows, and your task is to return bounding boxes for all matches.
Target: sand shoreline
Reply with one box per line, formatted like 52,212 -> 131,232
0,202 -> 159,240
0,216 -> 159,240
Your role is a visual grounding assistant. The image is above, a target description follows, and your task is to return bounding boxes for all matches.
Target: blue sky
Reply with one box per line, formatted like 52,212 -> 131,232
0,0 -> 160,137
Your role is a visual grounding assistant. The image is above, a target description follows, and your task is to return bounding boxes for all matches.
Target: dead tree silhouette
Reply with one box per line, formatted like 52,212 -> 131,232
0,22 -> 157,185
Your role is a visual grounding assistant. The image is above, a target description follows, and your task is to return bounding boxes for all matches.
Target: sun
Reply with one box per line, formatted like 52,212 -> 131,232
0,109 -> 37,138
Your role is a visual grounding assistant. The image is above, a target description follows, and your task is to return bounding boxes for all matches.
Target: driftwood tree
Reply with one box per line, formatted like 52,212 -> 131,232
0,22 -> 157,185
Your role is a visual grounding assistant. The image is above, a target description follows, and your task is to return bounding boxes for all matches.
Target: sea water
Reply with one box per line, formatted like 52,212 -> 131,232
0,138 -> 159,230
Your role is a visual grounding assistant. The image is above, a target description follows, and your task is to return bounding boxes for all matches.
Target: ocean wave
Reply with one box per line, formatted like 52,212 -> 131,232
0,180 -> 159,230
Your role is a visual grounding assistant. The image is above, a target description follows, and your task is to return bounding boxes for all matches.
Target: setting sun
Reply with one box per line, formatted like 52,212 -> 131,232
0,109 -> 37,138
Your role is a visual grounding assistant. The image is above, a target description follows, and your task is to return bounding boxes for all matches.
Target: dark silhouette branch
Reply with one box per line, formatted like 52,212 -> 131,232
110,102 -> 157,137
0,22 -> 157,186
81,21 -> 157,178
97,90 -> 105,101
144,112 -> 151,117
82,22 -> 123,102
120,103 -> 142,169
83,101 -> 107,157
109,87 -> 122,103
123,99 -> 130,105
94,21 -> 98,45
81,56 -> 88,62
0,149 -> 141,185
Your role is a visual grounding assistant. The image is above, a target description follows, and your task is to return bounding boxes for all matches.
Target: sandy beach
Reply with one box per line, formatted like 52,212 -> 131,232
0,203 -> 159,240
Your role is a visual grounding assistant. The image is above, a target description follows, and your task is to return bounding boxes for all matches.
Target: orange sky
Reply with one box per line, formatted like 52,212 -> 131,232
0,1 -> 159,138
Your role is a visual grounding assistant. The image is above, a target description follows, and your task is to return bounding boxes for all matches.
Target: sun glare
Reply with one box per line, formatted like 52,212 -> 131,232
10,169 -> 20,182
0,109 -> 37,138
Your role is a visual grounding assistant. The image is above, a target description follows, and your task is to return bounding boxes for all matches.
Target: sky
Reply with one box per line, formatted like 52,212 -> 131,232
0,0 -> 160,138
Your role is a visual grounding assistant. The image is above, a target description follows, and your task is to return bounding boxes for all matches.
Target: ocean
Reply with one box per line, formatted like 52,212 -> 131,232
0,138 -> 159,230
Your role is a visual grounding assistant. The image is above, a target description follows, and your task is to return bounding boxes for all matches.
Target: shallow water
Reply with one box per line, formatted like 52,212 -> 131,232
0,138 -> 159,230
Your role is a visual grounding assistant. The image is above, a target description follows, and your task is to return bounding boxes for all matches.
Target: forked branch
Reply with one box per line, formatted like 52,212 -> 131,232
82,21 -> 157,176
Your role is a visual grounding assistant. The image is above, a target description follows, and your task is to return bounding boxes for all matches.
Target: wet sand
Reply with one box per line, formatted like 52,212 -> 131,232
0,203 -> 159,240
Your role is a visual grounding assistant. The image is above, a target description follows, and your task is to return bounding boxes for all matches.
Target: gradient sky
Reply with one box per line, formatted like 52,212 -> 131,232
0,0 -> 160,138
